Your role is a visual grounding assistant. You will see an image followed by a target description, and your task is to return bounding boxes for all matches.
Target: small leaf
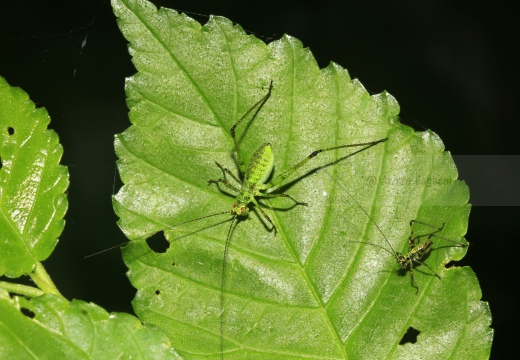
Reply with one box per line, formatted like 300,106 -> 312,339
0,76 -> 68,277
112,0 -> 493,358
0,294 -> 179,359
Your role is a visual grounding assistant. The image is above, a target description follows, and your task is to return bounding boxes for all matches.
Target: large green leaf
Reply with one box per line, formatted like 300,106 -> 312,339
0,292 -> 178,359
0,75 -> 178,359
112,0 -> 492,358
0,76 -> 68,277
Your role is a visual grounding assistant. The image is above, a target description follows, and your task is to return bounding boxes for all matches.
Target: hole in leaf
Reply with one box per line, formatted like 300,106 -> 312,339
172,262 -> 175,266
146,233 -> 169,253
7,127 -> 14,135
399,326 -> 420,345
444,260 -> 457,269
155,289 -> 161,295
20,307 -> 35,319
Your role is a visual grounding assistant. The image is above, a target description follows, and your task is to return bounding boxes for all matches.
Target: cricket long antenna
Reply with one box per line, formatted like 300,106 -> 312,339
321,169 -> 399,257
174,210 -> 234,227
84,210 -> 234,258
346,240 -> 398,258
84,241 -> 131,258
220,216 -> 237,359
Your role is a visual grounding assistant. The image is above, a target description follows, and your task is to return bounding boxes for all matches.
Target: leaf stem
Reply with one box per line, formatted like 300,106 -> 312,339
29,261 -> 63,298
0,281 -> 44,298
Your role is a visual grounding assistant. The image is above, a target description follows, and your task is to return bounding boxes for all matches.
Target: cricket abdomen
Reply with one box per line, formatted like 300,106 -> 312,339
244,143 -> 274,186
410,240 -> 433,264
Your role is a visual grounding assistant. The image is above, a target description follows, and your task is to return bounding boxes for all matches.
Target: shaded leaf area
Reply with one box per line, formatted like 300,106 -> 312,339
112,0 -> 492,358
0,76 -> 68,277
0,292 -> 179,359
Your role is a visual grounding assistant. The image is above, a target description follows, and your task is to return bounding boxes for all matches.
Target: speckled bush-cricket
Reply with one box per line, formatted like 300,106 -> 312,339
195,81 -> 387,356
322,170 -> 469,294
91,81 -> 387,357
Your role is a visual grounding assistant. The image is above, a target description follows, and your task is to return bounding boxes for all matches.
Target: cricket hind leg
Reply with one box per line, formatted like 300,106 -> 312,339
230,81 -> 274,174
410,219 -> 468,249
263,138 -> 387,192
257,191 -> 308,207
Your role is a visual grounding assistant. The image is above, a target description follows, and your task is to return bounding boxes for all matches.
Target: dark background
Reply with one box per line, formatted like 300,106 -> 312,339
0,1 -> 517,358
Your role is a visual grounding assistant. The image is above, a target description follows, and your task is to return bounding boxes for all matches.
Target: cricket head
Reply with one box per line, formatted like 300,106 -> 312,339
232,202 -> 249,217
396,253 -> 408,270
